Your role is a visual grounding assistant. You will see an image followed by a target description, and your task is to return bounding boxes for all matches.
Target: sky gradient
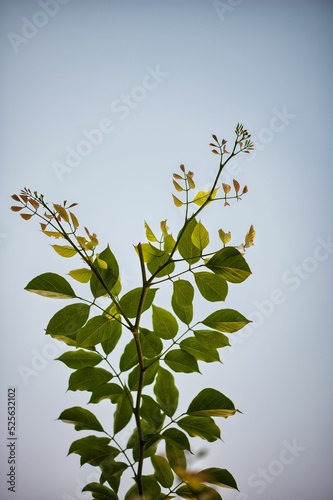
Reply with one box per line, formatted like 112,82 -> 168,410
1,1 -> 332,499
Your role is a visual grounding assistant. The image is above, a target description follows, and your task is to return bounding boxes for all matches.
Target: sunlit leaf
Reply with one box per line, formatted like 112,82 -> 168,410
245,224 -> 256,248
119,287 -> 157,318
171,280 -> 194,325
144,221 -> 157,242
206,247 -> 251,283
68,268 -> 92,283
187,388 -> 237,418
45,303 -> 89,345
25,273 -> 76,299
172,194 -> 183,207
180,337 -> 220,363
90,245 -> 119,298
152,305 -> 179,339
194,272 -> 228,302
51,244 -> 77,258
202,308 -> 250,333
192,188 -> 218,206
76,315 -> 115,348
191,221 -> 209,251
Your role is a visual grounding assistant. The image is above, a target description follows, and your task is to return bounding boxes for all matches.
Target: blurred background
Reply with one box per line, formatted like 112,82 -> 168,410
0,1 -> 332,499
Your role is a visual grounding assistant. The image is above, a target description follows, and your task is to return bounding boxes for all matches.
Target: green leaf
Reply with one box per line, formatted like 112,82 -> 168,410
141,395 -> 164,432
119,287 -> 157,318
206,247 -> 251,283
163,428 -> 191,452
171,280 -> 194,325
177,416 -> 221,442
113,388 -> 133,434
90,246 -> 119,298
154,367 -> 179,417
68,268 -> 92,283
194,272 -> 228,302
177,218 -> 201,264
151,455 -> 174,488
58,406 -> 104,432
187,388 -> 237,418
119,338 -> 138,372
164,349 -> 200,373
191,221 -> 209,251
202,308 -> 250,333
68,367 -> 112,392
101,319 -> 122,355
68,434 -> 111,455
180,338 -> 220,363
99,459 -> 128,492
51,244 -> 77,258
68,436 -> 119,467
166,443 -> 186,473
140,328 -> 163,358
164,233 -> 176,253
77,315 -> 115,348
56,349 -> 102,369
25,272 -> 76,299
89,383 -> 124,404
140,243 -> 161,263
194,329 -> 230,349
200,467 -> 239,490
82,483 -> 118,500
125,476 -> 161,500
147,251 -> 175,278
45,303 -> 90,346
152,305 -> 178,339
176,484 -> 222,500
128,360 -> 159,391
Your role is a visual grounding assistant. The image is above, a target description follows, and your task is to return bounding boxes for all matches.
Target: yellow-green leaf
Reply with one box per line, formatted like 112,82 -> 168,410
144,221 -> 157,242
172,194 -> 183,207
51,245 -> 78,258
68,268 -> 92,283
191,222 -> 209,251
218,229 -> 231,245
192,188 -> 218,206
245,224 -> 256,248
53,203 -> 69,222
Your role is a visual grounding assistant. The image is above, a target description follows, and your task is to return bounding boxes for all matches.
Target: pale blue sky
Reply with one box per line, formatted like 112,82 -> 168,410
1,1 -> 332,499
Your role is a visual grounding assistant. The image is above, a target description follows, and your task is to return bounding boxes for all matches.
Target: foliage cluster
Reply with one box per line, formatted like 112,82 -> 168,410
11,124 -> 255,499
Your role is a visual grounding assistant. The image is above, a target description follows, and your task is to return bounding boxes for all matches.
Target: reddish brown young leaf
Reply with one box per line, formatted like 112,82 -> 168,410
222,183 -> 231,194
233,179 -> 240,194
11,206 -> 23,212
11,194 -> 21,202
20,213 -> 33,220
29,198 -> 39,210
